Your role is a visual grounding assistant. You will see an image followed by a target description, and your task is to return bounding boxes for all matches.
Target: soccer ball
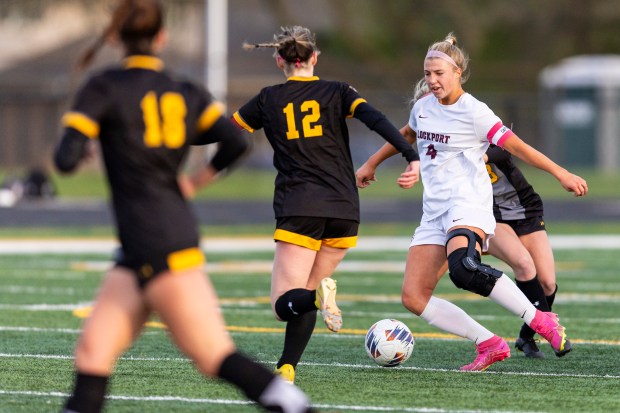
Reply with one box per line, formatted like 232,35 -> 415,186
365,319 -> 414,367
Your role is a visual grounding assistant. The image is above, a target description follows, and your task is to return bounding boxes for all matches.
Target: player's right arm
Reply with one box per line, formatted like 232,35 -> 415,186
54,126 -> 92,173
54,76 -> 108,174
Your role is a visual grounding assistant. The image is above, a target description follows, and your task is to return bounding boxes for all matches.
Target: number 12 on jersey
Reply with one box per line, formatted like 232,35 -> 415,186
282,100 -> 323,140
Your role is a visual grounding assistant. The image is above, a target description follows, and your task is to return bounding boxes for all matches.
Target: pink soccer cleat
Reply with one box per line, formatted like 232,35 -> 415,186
460,335 -> 511,372
529,310 -> 572,357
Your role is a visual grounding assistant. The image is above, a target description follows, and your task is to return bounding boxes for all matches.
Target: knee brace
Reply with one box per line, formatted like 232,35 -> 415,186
446,229 -> 502,297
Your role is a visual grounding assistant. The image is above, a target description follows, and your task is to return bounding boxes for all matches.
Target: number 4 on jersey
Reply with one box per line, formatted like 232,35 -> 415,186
426,144 -> 437,159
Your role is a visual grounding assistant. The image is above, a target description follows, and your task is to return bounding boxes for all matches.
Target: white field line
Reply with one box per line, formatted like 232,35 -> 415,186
0,352 -> 619,381
0,390 -> 537,413
0,235 -> 619,254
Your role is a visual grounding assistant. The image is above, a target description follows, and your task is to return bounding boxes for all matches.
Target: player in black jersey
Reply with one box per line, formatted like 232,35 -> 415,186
485,144 -> 569,358
54,2 -> 315,412
232,26 -> 420,383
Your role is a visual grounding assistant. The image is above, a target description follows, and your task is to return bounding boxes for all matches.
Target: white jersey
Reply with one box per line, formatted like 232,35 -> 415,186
409,93 -> 513,221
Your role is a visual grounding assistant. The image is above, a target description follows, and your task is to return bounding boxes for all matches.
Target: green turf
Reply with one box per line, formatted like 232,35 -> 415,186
1,244 -> 619,412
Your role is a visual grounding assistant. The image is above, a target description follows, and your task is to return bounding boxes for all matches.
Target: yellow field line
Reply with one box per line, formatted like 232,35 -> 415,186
70,306 -> 620,346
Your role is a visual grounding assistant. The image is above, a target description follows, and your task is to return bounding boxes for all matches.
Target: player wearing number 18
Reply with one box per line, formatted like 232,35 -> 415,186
54,1 -> 315,412
232,26 -> 420,383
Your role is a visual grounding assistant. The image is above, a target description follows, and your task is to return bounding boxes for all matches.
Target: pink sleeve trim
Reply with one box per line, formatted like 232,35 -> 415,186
486,122 -> 502,142
487,121 -> 513,147
496,131 -> 513,147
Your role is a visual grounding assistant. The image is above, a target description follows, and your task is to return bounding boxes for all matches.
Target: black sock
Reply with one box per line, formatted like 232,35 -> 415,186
218,352 -> 314,413
277,310 -> 317,368
274,289 -> 317,321
63,372 -> 108,413
546,284 -> 558,310
218,352 -> 275,401
516,275 -> 550,339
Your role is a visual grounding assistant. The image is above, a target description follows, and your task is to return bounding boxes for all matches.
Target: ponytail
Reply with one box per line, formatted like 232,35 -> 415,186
75,0 -> 163,71
243,26 -> 319,67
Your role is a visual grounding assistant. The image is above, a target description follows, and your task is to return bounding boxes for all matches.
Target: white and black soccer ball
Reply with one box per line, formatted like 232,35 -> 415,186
365,318 -> 414,367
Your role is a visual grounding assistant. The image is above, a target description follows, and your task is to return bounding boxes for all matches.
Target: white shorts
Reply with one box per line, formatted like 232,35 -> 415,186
409,206 -> 496,251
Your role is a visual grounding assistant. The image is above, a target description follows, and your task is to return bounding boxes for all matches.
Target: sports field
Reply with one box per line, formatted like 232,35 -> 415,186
1,236 -> 619,412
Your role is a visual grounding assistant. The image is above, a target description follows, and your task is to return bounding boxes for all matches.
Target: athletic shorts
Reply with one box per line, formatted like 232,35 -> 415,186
115,246 -> 205,288
274,216 -> 358,251
497,215 -> 546,237
410,206 -> 496,251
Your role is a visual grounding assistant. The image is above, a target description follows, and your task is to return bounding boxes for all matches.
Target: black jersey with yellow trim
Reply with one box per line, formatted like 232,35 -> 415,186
233,77 -> 366,220
57,55 -> 223,258
486,145 -> 544,221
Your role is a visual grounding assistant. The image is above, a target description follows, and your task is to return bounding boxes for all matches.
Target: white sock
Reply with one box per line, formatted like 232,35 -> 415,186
488,274 -> 537,324
420,296 -> 494,344
259,377 -> 311,413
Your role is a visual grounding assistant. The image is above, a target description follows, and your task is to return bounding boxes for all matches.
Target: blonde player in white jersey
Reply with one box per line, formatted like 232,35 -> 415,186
356,32 -> 588,371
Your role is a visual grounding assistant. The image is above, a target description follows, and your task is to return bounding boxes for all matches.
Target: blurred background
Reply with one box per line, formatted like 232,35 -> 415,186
0,0 -> 619,225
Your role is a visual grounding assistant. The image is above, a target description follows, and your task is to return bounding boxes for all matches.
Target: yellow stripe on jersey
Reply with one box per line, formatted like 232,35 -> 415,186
197,102 -> 225,133
232,111 -> 254,133
167,247 -> 205,271
287,76 -> 320,82
347,98 -> 367,118
123,55 -> 164,71
323,236 -> 358,249
274,229 -> 321,251
62,112 -> 100,139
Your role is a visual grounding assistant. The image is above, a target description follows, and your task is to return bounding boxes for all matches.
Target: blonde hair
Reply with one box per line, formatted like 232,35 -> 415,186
426,32 -> 470,83
242,26 -> 320,69
409,78 -> 431,107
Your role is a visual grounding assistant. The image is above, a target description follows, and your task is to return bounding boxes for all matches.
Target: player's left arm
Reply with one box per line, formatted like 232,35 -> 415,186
353,102 -> 419,163
501,134 -> 588,196
182,115 -> 249,198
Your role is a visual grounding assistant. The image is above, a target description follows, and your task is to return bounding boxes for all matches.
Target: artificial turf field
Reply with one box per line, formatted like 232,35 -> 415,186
0,236 -> 619,412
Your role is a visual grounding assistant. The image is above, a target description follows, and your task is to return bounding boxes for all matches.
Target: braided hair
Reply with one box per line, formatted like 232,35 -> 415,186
243,26 -> 320,69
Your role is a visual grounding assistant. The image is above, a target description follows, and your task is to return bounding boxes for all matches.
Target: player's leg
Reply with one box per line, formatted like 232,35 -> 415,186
402,238 -> 508,371
145,268 -> 314,412
274,245 -> 349,383
63,267 -> 150,413
519,228 -> 557,296
519,227 -> 570,356
272,218 -> 354,382
488,223 -> 549,357
271,241 -> 320,321
270,241 -> 320,383
309,218 -> 357,333
447,226 -> 570,356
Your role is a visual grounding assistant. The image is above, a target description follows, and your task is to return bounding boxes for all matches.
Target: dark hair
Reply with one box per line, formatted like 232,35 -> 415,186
76,0 -> 164,71
243,26 -> 320,66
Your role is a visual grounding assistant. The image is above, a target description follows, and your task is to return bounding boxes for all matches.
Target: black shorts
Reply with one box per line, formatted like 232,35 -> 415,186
115,246 -> 205,288
497,216 -> 546,237
274,216 -> 359,251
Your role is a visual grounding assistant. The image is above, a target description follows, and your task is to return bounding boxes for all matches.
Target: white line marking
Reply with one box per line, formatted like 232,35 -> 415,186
0,390 -> 537,413
0,235 -> 618,254
1,353 -> 619,379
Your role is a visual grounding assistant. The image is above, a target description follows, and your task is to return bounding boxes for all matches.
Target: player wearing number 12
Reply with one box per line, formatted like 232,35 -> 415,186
232,26 -> 420,383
